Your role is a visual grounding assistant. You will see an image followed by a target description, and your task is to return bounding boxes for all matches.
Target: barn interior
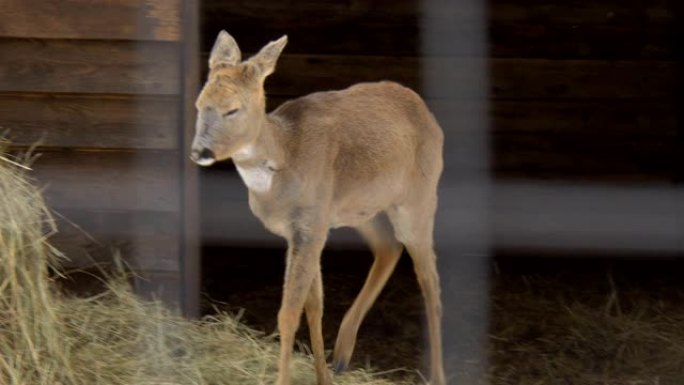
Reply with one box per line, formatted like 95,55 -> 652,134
196,0 -> 683,383
0,0 -> 681,383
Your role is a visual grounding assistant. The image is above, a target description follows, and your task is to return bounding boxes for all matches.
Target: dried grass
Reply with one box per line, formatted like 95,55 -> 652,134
5,138 -> 682,385
489,270 -> 684,385
0,142 -> 404,385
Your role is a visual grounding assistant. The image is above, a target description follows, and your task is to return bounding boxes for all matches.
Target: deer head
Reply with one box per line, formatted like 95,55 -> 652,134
190,31 -> 287,166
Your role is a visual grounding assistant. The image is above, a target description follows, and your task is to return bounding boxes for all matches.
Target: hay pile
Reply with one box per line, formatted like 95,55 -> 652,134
489,269 -> 684,385
0,145 -> 403,385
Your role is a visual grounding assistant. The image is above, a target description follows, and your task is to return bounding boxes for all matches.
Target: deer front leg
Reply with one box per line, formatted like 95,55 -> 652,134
276,226 -> 328,385
305,270 -> 332,385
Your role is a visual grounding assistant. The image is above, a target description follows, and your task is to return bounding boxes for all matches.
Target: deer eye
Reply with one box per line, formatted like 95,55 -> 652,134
222,108 -> 239,118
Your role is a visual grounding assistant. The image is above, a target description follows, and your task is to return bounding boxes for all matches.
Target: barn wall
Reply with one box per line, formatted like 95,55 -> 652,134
0,0 -> 199,310
202,0 -> 676,181
198,0 -> 679,252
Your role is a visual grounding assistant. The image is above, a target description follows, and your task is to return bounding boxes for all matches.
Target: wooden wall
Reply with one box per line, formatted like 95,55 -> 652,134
198,0 -> 679,251
201,0 -> 677,182
0,0 -> 199,312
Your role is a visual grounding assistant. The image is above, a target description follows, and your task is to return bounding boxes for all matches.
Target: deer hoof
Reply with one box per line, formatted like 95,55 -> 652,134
333,360 -> 348,374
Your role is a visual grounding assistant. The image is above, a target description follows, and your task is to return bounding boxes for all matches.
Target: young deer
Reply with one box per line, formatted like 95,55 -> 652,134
191,31 -> 445,385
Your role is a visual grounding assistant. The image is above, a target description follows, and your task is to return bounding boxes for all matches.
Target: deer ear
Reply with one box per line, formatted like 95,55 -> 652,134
209,30 -> 241,69
249,35 -> 288,79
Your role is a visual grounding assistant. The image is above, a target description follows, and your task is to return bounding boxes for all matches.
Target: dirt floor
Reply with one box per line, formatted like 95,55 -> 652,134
202,247 -> 684,385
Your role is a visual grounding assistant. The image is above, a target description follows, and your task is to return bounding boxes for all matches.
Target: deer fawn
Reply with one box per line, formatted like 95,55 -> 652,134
191,31 -> 445,385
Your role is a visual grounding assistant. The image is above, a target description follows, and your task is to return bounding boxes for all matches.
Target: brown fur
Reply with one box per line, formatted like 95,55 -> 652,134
191,31 -> 446,385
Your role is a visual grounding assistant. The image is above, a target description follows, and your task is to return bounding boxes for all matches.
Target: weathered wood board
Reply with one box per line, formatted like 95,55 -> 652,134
0,39 -> 180,95
28,150 -> 181,213
0,0 -> 181,41
1,94 -> 179,150
198,55 -> 675,100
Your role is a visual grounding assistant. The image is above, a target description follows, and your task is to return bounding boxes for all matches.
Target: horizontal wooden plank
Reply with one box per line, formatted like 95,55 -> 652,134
488,23 -> 675,60
428,100 -> 677,137
488,101 -> 676,137
490,134 -> 676,181
0,0 -> 180,41
0,39 -> 180,95
1,93 -> 180,149
53,209 -> 180,272
202,0 -> 675,59
208,23 -> 674,59
488,0 -> 674,26
489,59 -> 675,100
491,182 -> 683,254
27,150 -> 181,212
203,0 -> 674,26
238,56 -> 675,100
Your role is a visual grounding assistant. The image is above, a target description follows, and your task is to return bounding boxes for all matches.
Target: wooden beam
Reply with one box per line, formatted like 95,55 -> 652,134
203,0 -> 673,26
1,93 -> 179,150
208,55 -> 676,100
490,133 -> 675,181
180,0 -> 201,318
489,23 -> 675,60
28,150 -> 181,212
0,39 -> 180,95
207,24 -> 674,59
490,181 -> 683,255
426,100 -> 677,137
201,0 -> 675,59
0,0 -> 181,41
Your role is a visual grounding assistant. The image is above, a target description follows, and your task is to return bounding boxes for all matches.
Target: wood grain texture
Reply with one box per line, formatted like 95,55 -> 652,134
0,0 -> 181,41
28,150 -> 181,212
241,55 -> 675,100
490,182 -> 683,254
0,39 -> 180,95
206,22 -> 674,60
202,0 -> 675,58
487,101 -> 676,137
488,0 -> 674,25
491,134 -> 675,181
427,100 -> 677,137
1,93 -> 179,149
203,0 -> 674,25
53,209 -> 180,271
489,23 -> 674,60
180,0 -> 201,317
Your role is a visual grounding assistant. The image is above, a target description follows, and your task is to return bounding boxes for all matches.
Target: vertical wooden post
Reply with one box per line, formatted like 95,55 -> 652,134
675,2 -> 684,185
180,0 -> 201,318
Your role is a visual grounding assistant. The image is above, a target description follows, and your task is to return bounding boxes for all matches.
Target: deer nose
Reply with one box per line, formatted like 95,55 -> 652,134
199,148 -> 214,160
191,147 -> 216,166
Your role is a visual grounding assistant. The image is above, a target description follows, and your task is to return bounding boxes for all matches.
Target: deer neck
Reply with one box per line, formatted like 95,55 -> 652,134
231,114 -> 286,193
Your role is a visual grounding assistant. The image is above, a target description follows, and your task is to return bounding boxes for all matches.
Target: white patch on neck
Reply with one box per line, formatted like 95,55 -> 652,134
235,163 -> 274,193
233,144 -> 256,161
233,144 -> 274,193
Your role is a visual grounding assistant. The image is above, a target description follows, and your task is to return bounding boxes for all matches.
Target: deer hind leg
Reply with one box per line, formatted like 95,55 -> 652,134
276,227 -> 327,385
332,214 -> 403,373
304,270 -> 332,385
388,201 -> 446,385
